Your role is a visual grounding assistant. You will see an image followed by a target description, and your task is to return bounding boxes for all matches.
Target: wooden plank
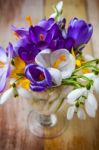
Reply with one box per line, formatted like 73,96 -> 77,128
86,0 -> 99,57
44,0 -> 99,150
0,0 -> 44,150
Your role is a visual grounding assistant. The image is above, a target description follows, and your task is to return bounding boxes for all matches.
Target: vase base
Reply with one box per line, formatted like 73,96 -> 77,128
27,110 -> 67,139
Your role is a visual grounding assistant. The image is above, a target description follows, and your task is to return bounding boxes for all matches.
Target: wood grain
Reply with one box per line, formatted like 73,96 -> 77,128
0,0 -> 99,150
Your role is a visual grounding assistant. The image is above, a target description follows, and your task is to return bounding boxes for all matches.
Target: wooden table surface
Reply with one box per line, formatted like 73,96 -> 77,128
0,0 -> 99,150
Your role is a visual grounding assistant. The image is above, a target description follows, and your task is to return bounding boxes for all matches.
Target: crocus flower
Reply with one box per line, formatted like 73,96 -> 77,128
14,37 -> 40,63
29,23 -> 64,51
35,49 -> 75,86
67,87 -> 98,120
25,64 -> 52,92
0,43 -> 13,92
65,18 -> 93,50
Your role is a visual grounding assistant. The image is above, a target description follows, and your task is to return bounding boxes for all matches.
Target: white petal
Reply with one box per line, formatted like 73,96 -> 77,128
84,73 -> 96,80
56,1 -> 63,13
48,68 -> 62,85
61,54 -> 75,78
67,88 -> 87,103
85,100 -> 96,118
87,92 -> 98,110
51,49 -> 70,68
77,108 -> 86,120
17,87 -> 33,100
83,54 -> 94,61
94,78 -> 99,93
50,13 -> 57,18
67,106 -> 75,120
35,49 -> 51,67
0,88 -> 13,104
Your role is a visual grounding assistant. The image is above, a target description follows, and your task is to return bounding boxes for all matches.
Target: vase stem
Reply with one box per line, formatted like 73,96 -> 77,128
39,114 -> 57,127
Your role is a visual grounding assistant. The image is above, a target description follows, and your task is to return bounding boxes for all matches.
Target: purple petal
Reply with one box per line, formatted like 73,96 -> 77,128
30,84 -> 46,92
65,37 -> 75,50
11,25 -> 29,37
6,43 -> 13,59
38,18 -> 55,30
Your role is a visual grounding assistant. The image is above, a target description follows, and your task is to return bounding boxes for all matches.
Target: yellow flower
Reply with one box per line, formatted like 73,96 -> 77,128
11,57 -> 30,90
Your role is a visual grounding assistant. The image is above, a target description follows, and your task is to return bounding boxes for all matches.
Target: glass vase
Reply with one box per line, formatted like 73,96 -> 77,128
27,85 -> 70,138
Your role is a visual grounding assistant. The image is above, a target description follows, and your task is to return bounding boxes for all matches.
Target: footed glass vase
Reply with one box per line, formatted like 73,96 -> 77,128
27,86 -> 70,138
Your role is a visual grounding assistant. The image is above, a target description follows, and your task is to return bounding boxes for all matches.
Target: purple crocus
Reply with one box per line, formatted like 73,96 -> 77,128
25,64 -> 52,92
65,18 -> 93,50
0,43 -> 13,92
14,37 -> 40,64
29,23 -> 64,51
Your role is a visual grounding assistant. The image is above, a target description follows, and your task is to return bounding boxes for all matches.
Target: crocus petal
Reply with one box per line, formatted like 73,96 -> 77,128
17,87 -> 33,100
7,43 -> 13,60
0,47 -> 7,63
0,68 -> 8,92
35,49 -> 51,67
11,25 -> 28,37
87,92 -> 98,110
30,84 -> 45,92
60,53 -> 75,79
48,68 -> 62,85
85,100 -> 96,118
50,49 -> 70,69
0,88 -> 13,104
67,88 -> 87,103
94,78 -> 99,93
67,106 -> 75,120
77,108 -> 86,120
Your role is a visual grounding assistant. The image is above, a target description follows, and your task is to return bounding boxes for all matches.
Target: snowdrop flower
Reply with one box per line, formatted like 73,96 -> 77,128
50,1 -> 63,21
0,86 -> 33,104
66,87 -> 98,120
35,49 -> 75,86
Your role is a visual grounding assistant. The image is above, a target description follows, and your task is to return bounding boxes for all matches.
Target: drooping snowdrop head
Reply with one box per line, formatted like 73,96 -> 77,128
35,49 -> 75,86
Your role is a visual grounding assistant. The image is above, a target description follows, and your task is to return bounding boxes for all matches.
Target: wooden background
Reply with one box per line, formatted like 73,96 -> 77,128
0,0 -> 99,149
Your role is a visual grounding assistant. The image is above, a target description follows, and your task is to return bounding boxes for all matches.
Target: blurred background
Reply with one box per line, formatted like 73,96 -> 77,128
0,0 -> 98,56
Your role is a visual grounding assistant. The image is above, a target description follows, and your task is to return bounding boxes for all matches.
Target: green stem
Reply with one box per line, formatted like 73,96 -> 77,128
73,59 -> 99,74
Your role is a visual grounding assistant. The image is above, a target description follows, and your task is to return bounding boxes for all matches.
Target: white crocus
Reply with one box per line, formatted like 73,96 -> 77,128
0,87 -> 33,104
66,87 -> 98,120
35,49 -> 75,86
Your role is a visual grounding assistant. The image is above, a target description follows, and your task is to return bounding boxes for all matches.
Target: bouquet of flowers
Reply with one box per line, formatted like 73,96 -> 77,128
0,1 -> 99,122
